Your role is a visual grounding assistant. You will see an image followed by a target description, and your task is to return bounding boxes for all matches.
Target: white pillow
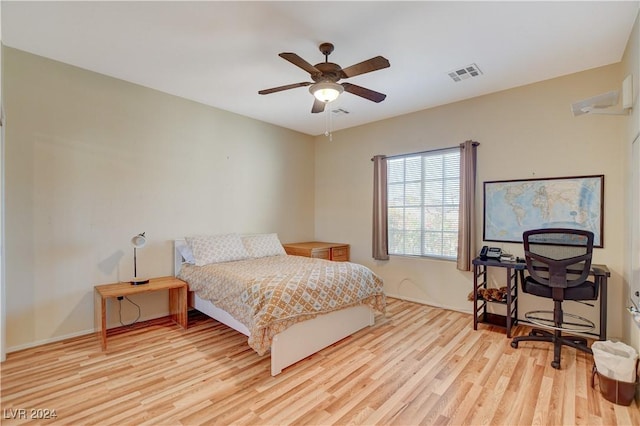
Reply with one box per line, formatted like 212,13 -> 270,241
185,233 -> 250,266
242,233 -> 286,258
176,241 -> 196,264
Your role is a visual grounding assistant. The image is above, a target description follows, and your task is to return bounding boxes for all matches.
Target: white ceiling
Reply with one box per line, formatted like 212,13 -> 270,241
2,1 -> 638,136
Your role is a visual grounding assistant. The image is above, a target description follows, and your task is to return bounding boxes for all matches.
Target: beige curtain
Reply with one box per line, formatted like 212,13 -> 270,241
372,155 -> 389,260
457,141 -> 479,271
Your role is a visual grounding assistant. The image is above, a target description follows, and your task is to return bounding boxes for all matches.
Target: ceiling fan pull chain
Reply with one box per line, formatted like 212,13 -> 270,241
325,107 -> 329,137
329,107 -> 333,141
325,106 -> 333,141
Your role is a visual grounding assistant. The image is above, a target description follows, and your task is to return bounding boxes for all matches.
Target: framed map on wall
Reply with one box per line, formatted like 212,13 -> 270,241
483,175 -> 604,247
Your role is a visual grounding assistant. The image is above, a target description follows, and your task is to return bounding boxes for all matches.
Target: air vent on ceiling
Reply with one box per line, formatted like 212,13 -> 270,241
448,63 -> 483,82
332,108 -> 350,115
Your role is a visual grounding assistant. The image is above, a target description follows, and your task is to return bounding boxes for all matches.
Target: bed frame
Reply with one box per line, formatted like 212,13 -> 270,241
173,240 -> 375,376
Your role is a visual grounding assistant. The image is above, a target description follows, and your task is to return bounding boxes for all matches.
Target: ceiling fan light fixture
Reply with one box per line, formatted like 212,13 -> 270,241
310,82 -> 343,103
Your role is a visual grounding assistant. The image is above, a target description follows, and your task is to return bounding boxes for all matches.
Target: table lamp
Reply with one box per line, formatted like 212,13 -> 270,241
130,232 -> 149,285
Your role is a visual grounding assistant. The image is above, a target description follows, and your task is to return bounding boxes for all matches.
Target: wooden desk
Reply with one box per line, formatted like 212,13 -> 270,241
94,276 -> 188,350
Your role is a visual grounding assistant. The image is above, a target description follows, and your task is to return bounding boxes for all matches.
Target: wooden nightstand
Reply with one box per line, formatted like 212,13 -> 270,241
282,242 -> 350,261
94,276 -> 188,350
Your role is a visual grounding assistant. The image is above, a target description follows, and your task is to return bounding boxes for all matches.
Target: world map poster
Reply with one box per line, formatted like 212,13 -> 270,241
483,175 -> 604,247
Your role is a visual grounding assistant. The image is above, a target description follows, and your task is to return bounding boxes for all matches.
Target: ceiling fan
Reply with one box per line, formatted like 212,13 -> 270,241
258,42 -> 390,113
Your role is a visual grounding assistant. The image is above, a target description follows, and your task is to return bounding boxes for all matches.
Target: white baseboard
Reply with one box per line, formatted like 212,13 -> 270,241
6,312 -> 170,355
7,328 -> 95,354
385,292 -> 472,315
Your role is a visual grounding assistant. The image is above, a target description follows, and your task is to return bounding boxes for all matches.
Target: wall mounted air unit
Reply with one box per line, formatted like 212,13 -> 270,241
571,75 -> 633,117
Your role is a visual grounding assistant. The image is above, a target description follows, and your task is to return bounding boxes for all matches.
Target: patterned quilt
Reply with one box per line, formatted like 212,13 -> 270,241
178,255 -> 385,355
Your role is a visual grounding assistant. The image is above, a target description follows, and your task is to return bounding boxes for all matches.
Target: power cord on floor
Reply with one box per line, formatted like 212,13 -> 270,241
117,296 -> 141,327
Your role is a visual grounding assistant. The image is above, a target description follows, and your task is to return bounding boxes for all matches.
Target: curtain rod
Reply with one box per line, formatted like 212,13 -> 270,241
371,140 -> 479,161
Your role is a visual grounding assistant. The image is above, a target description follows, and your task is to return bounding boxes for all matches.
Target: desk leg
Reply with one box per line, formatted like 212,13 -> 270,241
169,285 -> 188,329
473,264 -> 480,331
505,267 -> 512,338
100,297 -> 107,351
599,275 -> 607,341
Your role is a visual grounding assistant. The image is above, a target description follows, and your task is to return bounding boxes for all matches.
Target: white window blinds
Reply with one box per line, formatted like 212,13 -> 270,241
387,148 -> 460,259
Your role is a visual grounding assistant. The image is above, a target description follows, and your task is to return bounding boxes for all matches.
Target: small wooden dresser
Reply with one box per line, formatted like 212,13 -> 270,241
282,241 -> 350,262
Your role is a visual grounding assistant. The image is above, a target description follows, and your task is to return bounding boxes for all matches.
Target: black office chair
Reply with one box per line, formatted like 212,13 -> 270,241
511,228 -> 598,369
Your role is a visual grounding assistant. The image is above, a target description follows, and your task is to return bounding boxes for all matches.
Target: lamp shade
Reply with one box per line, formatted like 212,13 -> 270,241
131,233 -> 146,249
310,82 -> 343,103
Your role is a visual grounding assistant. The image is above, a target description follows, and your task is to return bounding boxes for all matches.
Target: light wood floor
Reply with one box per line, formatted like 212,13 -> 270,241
1,298 -> 638,425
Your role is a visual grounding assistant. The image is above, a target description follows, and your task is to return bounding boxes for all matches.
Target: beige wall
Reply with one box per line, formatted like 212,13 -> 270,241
622,9 -> 640,353
314,62 -> 627,338
3,47 -> 316,351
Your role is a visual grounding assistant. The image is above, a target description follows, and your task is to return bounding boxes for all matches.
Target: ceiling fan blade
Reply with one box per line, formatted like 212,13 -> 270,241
342,83 -> 387,103
279,52 -> 321,75
311,98 -> 326,114
258,81 -> 312,95
340,56 -> 390,78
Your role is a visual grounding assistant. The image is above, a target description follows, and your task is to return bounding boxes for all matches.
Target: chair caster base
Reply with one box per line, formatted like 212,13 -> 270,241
511,341 -> 518,349
551,361 -> 561,369
530,328 -> 550,337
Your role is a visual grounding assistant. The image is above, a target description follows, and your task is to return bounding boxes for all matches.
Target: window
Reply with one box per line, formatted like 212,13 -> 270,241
387,148 -> 460,259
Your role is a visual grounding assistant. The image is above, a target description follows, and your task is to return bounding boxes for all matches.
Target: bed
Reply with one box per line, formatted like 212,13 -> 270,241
173,234 -> 385,376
